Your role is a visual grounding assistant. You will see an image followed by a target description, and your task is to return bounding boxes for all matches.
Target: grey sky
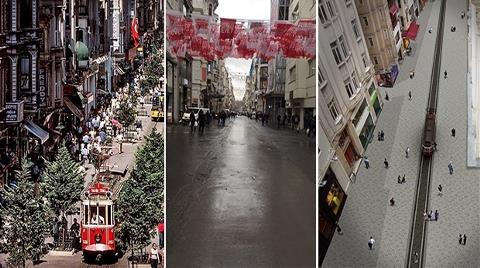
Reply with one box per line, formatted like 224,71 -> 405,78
216,0 -> 270,100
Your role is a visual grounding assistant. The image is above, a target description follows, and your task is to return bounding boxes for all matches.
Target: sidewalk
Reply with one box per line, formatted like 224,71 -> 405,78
323,1 -> 439,267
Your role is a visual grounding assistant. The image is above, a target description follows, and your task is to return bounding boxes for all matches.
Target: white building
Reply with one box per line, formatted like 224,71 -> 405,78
318,0 -> 383,263
284,0 -> 315,130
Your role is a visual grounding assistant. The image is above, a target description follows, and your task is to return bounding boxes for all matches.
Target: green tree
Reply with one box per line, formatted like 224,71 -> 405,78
117,130 -> 164,253
0,161 -> 50,268
42,143 -> 85,249
116,98 -> 137,128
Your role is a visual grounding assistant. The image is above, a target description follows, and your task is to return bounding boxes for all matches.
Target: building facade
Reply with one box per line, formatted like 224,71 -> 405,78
284,0 -> 315,130
317,0 -> 383,263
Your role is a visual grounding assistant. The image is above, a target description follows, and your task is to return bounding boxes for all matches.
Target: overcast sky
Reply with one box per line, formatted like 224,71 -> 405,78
216,0 -> 270,100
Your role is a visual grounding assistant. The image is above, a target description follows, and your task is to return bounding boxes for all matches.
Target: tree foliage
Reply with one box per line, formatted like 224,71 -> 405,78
0,161 -> 50,268
42,142 -> 85,218
116,97 -> 137,128
117,129 -> 164,251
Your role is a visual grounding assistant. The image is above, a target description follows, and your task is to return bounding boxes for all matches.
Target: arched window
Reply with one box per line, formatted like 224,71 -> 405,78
208,4 -> 213,16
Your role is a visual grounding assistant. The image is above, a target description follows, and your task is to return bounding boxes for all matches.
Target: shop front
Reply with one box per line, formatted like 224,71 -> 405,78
318,167 -> 347,264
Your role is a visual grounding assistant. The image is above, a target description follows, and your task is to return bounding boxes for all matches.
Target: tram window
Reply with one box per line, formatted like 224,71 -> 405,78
107,205 -> 112,225
84,205 -> 89,224
98,206 -> 106,225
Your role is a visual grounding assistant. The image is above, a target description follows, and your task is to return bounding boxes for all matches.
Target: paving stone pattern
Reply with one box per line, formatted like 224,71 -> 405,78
424,0 -> 480,267
322,1 -> 458,267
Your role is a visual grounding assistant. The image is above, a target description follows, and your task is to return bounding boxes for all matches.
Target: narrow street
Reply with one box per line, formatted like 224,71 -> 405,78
166,117 -> 315,267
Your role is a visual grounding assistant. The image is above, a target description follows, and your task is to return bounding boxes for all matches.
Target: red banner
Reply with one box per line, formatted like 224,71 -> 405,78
166,11 -> 315,60
131,17 -> 140,47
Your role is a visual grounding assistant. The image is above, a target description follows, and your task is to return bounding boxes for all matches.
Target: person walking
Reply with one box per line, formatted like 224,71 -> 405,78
385,92 -> 390,101
71,218 -> 80,254
364,157 -> 370,169
459,234 -> 463,244
261,113 -> 265,126
405,147 -> 410,158
451,128 -> 456,137
448,161 -> 454,175
190,111 -> 196,133
398,175 -> 402,184
380,130 -> 385,141
424,211 -> 428,221
427,210 -> 433,221
390,197 -> 395,206
384,158 -> 389,168
282,113 -> 287,127
277,115 -> 281,129
52,218 -> 60,244
198,110 -> 206,134
463,234 -> 467,245
461,11 -> 465,19
368,236 -> 375,250
410,70 -> 415,79
444,70 -> 448,78
428,27 -> 432,34
408,91 -> 412,100
438,184 -> 443,195
434,210 -> 439,221
149,243 -> 160,268
402,174 -> 406,183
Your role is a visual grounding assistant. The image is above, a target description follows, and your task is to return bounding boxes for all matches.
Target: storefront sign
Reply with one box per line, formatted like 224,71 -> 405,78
5,101 -> 24,123
38,68 -> 48,107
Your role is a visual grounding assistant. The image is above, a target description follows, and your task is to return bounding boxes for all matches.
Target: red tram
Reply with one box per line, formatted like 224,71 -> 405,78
81,182 -> 116,261
422,111 -> 436,156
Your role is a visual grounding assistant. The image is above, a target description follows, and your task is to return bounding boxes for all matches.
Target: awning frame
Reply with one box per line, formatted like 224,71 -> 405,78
22,120 -> 50,144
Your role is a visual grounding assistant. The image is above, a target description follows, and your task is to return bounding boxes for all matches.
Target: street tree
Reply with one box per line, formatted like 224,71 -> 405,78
116,97 -> 137,128
42,142 -> 85,249
117,129 -> 164,253
0,161 -> 50,267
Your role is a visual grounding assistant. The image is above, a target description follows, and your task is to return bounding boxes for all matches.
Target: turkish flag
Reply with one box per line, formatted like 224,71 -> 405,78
131,17 -> 140,47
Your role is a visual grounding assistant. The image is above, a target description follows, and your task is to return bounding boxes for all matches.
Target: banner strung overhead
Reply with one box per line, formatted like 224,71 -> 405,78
166,11 -> 315,60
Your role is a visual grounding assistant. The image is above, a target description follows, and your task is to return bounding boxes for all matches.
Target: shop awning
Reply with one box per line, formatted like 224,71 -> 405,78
22,120 -> 49,144
389,3 -> 398,15
64,98 -> 85,121
404,22 -> 420,40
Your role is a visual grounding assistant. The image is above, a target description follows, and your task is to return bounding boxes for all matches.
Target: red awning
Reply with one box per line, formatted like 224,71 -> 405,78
405,22 -> 420,40
389,3 -> 398,15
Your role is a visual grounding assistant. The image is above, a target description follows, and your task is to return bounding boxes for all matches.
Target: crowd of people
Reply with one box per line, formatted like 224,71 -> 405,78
245,112 -> 316,137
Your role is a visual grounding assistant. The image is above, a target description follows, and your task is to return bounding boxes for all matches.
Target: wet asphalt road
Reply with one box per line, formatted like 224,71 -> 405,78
166,116 -> 315,267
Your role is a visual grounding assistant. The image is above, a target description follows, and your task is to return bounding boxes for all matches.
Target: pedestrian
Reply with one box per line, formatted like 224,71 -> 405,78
427,210 -> 433,221
459,234 -> 463,244
444,70 -> 448,78
390,197 -> 395,206
409,91 -> 412,100
438,184 -> 443,195
189,111 -> 196,133
405,147 -> 410,158
451,128 -> 456,137
428,27 -> 432,34
71,218 -> 80,254
198,110 -> 206,134
364,157 -> 370,169
463,234 -> 467,245
434,142 -> 438,151
149,243 -> 160,268
448,161 -> 454,175
434,210 -> 439,221
398,175 -> 402,184
384,158 -> 389,168
52,218 -> 60,243
385,92 -> 390,101
410,70 -> 415,79
282,113 -> 287,127
424,211 -> 428,221
378,131 -> 382,141
336,222 -> 343,235
277,115 -> 281,129
381,130 -> 385,140
368,236 -> 375,250
402,174 -> 406,183
461,11 -> 465,19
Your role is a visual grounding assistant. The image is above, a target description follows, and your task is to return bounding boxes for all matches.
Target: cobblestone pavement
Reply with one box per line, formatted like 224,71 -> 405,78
323,1 -> 446,267
424,0 -> 480,267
